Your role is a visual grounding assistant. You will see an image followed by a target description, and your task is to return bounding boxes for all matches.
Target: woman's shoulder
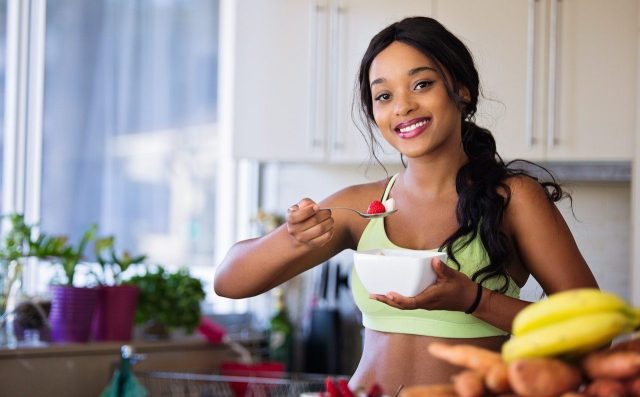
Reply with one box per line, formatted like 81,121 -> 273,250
501,174 -> 559,223
502,174 -> 550,203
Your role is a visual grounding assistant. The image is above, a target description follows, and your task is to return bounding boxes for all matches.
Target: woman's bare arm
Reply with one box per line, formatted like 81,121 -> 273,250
214,183 -> 380,298
471,176 -> 598,331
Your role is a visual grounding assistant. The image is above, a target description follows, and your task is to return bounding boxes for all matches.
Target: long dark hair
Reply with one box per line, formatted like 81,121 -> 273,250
356,16 -> 565,292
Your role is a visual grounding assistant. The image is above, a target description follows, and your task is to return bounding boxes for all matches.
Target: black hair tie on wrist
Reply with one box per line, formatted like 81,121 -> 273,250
464,283 -> 483,314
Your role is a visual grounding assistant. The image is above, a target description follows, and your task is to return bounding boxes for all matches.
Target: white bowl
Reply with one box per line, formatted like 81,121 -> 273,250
354,249 -> 447,297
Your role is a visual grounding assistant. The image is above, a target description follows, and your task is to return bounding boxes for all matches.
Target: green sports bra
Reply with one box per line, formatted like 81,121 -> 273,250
352,173 -> 520,338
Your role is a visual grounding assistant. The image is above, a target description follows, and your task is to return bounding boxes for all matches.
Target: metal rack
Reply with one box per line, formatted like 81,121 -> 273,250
135,370 -> 328,397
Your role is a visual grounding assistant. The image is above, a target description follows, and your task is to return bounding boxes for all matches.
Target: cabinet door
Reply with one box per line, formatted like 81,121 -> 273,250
547,0 -> 636,160
232,0 -> 326,161
329,0 -> 434,164
433,0 -> 546,161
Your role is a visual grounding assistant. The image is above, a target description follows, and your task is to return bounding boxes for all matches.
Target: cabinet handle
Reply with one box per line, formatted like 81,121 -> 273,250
330,2 -> 346,151
309,1 -> 328,149
525,0 -> 537,147
547,0 -> 559,149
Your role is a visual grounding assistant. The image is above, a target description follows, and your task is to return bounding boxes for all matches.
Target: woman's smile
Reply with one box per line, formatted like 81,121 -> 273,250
395,117 -> 432,139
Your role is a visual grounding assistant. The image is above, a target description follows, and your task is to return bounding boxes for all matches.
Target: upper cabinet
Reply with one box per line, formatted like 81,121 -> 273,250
434,0 -> 638,162
230,0 -> 432,163
230,0 -> 637,163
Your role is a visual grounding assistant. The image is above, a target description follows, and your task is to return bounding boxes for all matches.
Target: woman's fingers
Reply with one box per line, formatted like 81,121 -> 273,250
370,292 -> 418,310
286,199 -> 334,246
432,257 -> 452,279
292,217 -> 335,246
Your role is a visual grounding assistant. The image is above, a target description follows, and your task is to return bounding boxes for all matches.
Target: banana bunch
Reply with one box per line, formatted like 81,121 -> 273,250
502,288 -> 640,362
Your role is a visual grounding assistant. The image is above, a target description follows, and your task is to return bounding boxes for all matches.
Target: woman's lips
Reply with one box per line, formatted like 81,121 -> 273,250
394,117 -> 432,139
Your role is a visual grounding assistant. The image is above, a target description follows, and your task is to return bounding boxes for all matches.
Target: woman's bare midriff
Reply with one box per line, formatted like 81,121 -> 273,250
348,329 -> 508,394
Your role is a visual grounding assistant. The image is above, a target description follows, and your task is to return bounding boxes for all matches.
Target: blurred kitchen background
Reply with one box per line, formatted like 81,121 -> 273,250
0,0 -> 638,395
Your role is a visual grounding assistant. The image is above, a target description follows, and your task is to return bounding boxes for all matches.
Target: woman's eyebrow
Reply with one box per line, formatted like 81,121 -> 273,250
370,66 -> 438,88
409,66 -> 437,76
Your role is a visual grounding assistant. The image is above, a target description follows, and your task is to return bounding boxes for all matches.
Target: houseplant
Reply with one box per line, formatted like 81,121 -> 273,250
0,213 -> 32,347
126,266 -> 205,339
90,236 -> 146,341
47,223 -> 100,342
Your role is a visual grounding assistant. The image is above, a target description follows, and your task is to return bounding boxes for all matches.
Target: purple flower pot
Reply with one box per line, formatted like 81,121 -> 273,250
49,286 -> 99,343
91,285 -> 139,342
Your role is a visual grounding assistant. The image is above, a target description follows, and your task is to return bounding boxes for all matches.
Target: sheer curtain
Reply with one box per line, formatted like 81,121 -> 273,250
0,0 -> 6,189
38,0 -> 220,298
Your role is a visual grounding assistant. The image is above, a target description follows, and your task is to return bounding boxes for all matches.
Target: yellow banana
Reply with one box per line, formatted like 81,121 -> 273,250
503,311 -> 632,362
512,288 -> 636,336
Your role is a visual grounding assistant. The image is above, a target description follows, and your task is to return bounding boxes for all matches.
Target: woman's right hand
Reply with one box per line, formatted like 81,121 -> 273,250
286,198 -> 335,248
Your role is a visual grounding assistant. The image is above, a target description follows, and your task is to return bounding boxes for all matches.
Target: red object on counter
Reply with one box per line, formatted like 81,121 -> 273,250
197,317 -> 226,343
220,362 -> 285,397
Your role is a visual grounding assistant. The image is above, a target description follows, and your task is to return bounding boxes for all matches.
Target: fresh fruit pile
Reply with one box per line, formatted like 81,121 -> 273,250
399,288 -> 640,397
503,288 -> 640,362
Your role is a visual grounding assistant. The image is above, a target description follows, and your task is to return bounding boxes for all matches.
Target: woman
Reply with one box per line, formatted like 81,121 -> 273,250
214,17 -> 597,392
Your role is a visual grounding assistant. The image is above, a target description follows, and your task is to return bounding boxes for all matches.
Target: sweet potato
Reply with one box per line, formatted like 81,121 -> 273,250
485,362 -> 511,394
582,350 -> 640,379
508,357 -> 583,397
428,342 -> 502,374
452,370 -> 485,397
625,377 -> 640,397
584,378 -> 628,397
613,338 -> 640,352
399,384 -> 456,397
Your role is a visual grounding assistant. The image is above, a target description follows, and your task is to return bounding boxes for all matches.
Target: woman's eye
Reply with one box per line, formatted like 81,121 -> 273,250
414,80 -> 434,90
374,93 -> 391,102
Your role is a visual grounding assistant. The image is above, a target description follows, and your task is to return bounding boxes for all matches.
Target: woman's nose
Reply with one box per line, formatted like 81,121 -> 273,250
394,92 -> 417,116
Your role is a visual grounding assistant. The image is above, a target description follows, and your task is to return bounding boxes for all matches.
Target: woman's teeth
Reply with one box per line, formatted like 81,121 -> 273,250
399,119 -> 428,133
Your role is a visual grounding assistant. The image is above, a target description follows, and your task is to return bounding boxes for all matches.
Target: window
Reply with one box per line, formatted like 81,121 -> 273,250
4,0 -> 223,306
0,0 -> 6,191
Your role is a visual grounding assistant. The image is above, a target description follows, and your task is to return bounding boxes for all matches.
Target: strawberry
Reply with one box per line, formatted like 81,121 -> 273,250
325,376 -> 340,397
366,200 -> 386,214
337,378 -> 354,397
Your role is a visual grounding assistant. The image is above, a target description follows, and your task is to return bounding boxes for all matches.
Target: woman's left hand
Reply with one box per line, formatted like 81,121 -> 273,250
370,258 -> 480,312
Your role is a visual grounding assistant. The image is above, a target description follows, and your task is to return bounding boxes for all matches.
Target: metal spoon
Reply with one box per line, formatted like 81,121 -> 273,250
319,207 -> 398,219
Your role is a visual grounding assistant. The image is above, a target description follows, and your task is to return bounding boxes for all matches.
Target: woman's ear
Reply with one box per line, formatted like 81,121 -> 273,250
458,86 -> 471,103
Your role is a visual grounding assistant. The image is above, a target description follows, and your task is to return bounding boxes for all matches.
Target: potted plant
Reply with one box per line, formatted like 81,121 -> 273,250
126,266 -> 205,339
47,224 -> 99,343
90,236 -> 146,341
0,213 -> 32,347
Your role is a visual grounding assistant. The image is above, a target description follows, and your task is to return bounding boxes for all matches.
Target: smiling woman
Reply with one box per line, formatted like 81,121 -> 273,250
215,16 -> 598,393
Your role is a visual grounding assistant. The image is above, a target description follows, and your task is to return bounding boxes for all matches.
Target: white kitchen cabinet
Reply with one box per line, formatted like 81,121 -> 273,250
231,0 -> 432,163
434,0 -> 637,162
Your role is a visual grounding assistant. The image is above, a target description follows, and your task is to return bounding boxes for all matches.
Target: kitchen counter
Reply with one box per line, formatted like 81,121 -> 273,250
509,161 -> 631,183
0,337 -> 243,397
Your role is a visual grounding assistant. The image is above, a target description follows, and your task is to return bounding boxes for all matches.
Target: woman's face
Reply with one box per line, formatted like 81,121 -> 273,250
369,41 -> 465,159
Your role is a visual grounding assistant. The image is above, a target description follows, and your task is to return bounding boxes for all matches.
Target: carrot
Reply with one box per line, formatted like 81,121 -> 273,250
428,342 -> 502,374
399,384 -> 456,397
485,362 -> 511,394
584,378 -> 628,397
508,357 -> 583,397
451,370 -> 485,397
